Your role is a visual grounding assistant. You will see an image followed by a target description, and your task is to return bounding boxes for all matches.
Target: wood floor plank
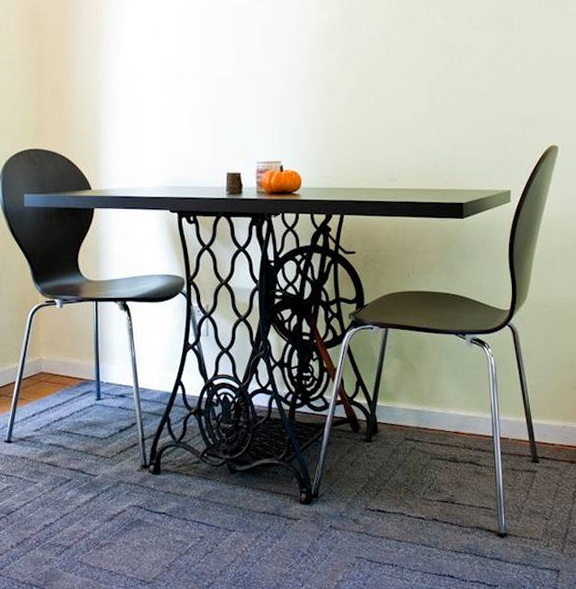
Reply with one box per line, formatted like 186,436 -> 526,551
0,373 -> 85,412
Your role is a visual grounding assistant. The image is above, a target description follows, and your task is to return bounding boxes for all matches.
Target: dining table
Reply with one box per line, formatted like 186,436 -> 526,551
25,185 -> 510,502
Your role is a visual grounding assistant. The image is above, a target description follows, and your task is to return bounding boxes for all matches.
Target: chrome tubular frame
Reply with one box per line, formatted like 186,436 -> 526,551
508,322 -> 538,462
367,328 -> 388,441
117,302 -> 147,468
312,324 -> 379,497
94,302 -> 101,401
469,336 -> 507,537
5,300 -> 58,442
6,299 -> 148,468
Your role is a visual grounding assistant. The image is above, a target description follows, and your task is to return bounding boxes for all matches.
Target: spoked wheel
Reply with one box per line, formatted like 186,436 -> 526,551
270,245 -> 364,410
271,245 -> 364,349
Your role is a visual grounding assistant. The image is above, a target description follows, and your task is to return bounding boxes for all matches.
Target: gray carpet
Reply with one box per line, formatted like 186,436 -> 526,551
1,382 -> 575,588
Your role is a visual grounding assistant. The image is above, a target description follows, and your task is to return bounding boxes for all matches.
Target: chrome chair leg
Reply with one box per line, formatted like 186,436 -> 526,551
508,322 -> 538,462
313,324 -> 378,497
470,337 -> 507,536
94,302 -> 101,401
118,302 -> 147,468
5,300 -> 57,442
367,328 -> 388,440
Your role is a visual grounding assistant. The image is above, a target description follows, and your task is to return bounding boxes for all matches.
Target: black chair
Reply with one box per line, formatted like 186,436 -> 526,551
0,149 -> 184,466
312,146 -> 558,536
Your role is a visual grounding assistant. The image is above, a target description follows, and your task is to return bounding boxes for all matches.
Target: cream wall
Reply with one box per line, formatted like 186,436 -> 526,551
2,0 -> 576,442
0,0 -> 44,379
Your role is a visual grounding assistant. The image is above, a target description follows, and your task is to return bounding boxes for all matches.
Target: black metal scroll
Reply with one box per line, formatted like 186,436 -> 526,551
148,213 -> 373,502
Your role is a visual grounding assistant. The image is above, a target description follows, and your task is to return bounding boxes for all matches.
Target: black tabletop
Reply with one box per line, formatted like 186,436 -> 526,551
25,186 -> 510,218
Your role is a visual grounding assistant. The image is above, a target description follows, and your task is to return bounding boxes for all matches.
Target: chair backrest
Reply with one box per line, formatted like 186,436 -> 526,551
0,149 -> 93,292
509,145 -> 558,316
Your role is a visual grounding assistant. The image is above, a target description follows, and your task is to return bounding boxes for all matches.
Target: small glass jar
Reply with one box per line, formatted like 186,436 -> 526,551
256,161 -> 282,193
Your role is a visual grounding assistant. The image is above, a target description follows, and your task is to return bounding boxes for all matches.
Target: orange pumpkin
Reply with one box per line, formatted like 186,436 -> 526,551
261,169 -> 302,194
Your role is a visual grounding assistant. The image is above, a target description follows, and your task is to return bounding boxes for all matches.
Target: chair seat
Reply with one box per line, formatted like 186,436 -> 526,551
352,290 -> 510,335
38,274 -> 184,303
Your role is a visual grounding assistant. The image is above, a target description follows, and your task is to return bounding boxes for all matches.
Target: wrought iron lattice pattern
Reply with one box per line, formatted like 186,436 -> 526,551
149,212 -> 372,500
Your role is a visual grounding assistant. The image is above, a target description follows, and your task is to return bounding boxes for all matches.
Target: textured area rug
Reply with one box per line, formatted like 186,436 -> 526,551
1,382 -> 576,588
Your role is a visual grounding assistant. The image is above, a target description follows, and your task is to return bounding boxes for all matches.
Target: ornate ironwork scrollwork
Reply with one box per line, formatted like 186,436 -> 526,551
197,376 -> 254,463
149,211 -> 370,501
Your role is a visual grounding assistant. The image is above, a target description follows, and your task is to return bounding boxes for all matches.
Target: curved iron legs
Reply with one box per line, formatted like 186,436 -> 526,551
149,213 -> 368,501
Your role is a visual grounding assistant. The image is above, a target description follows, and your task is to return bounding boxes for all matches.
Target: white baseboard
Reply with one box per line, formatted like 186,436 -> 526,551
0,359 -> 43,387
371,402 -> 576,447
3,358 -> 575,446
40,358 -> 95,381
255,394 -> 576,447
40,357 -> 176,393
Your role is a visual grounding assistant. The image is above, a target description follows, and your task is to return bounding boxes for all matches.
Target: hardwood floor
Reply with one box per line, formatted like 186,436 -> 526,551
0,373 -> 85,414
